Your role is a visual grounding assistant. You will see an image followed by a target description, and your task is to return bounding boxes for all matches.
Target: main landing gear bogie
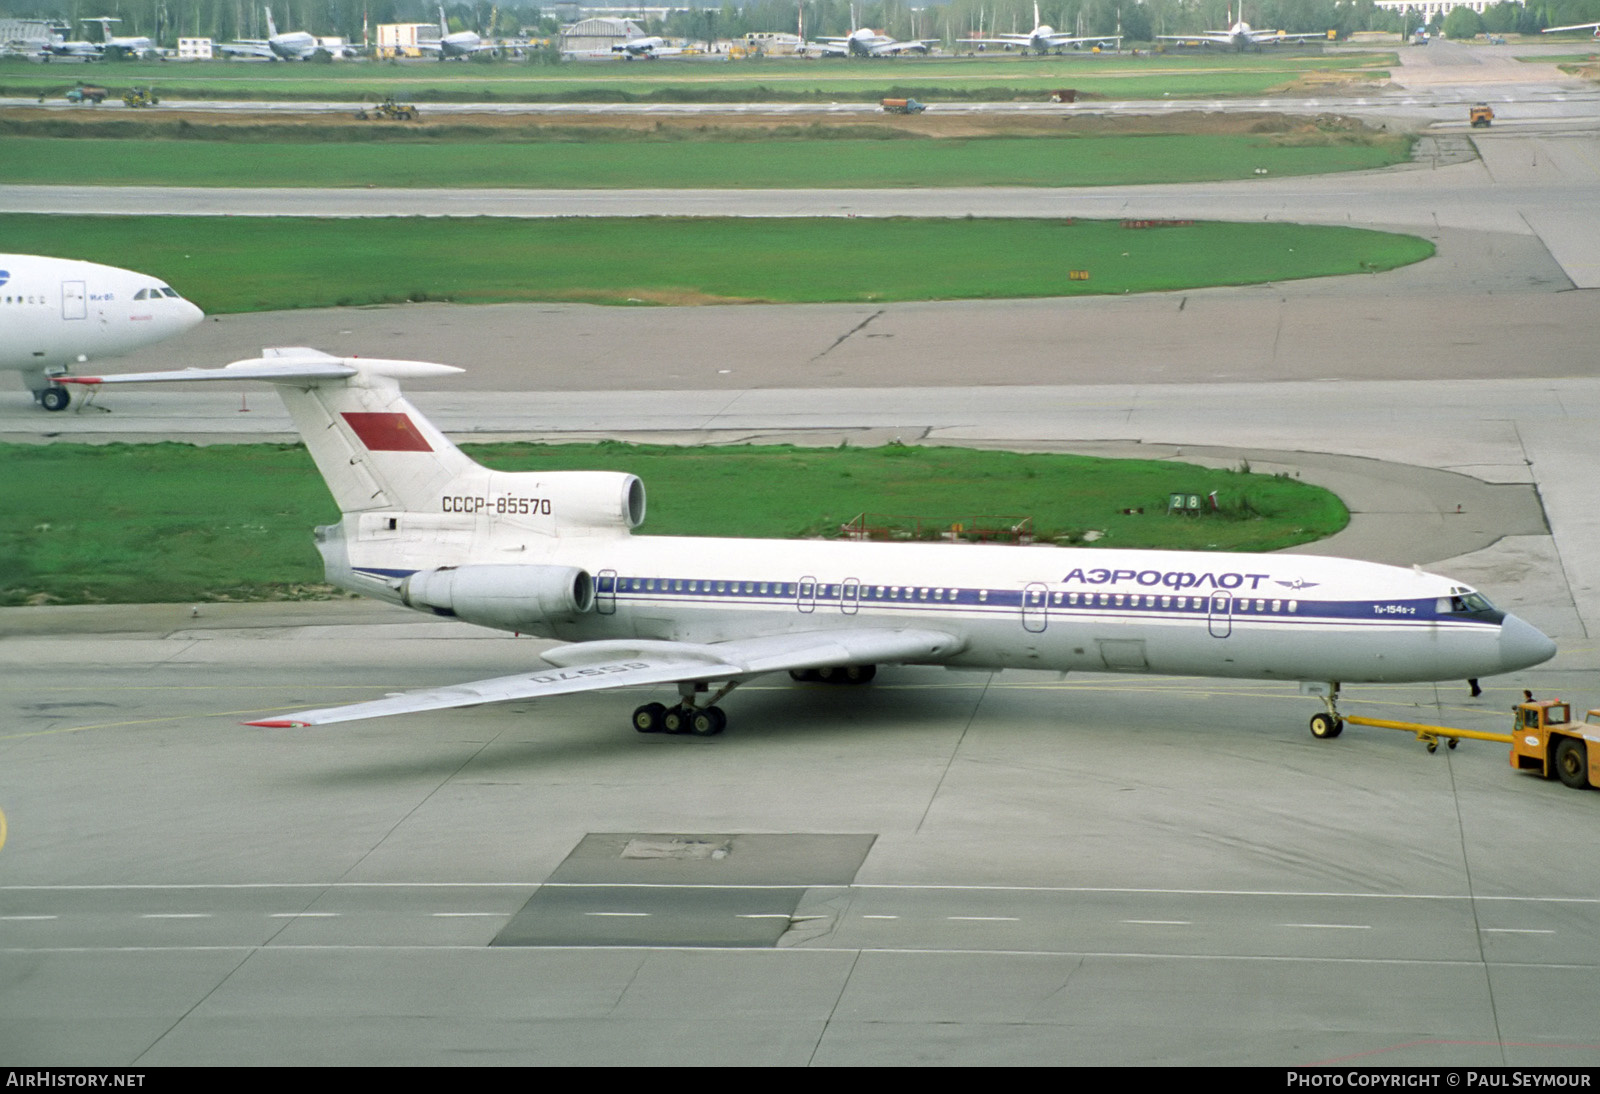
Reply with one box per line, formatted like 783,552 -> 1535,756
631,664 -> 879,738
632,701 -> 726,736
789,664 -> 877,685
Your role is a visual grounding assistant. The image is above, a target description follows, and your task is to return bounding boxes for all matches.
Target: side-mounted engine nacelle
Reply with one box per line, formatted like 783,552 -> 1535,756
400,564 -> 595,633
489,471 -> 646,534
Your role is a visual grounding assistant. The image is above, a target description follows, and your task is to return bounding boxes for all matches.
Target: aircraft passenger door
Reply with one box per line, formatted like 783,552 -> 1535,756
1022,582 -> 1049,633
596,568 -> 618,615
796,576 -> 817,614
61,281 -> 87,321
840,578 -> 860,615
1207,593 -> 1232,638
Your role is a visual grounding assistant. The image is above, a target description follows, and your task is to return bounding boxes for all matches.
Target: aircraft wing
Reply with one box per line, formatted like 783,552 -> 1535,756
1044,33 -> 1121,46
1253,31 -> 1328,44
870,39 -> 935,54
243,627 -> 964,727
218,40 -> 275,58
1544,22 -> 1600,32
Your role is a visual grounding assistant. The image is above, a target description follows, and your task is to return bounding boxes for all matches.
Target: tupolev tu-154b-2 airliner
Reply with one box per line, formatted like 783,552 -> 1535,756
63,351 -> 1557,738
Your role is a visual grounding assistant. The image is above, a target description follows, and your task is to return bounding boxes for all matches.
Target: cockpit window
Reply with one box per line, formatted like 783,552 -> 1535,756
134,288 -> 148,300
159,287 -> 179,298
1438,592 -> 1498,615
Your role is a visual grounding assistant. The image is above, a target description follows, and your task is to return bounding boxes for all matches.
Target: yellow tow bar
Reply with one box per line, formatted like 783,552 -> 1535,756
1342,715 -> 1514,753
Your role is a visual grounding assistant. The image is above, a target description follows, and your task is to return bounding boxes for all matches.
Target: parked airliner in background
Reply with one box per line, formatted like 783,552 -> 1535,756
960,3 -> 1121,52
421,6 -> 498,58
803,26 -> 938,56
63,351 -> 1556,738
78,17 -> 155,58
220,6 -> 333,60
1543,21 -> 1600,38
1158,6 -> 1329,51
611,36 -> 685,59
1,255 -> 203,410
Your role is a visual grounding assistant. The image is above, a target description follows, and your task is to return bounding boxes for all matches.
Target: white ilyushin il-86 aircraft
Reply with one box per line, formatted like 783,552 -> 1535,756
65,352 -> 1557,737
803,26 -> 938,56
1158,6 -> 1329,51
420,6 -> 498,58
1,254 -> 204,411
960,3 -> 1122,53
220,6 -> 343,60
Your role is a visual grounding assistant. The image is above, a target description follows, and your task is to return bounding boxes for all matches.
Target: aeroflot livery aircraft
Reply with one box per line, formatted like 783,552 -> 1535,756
1,255 -> 204,410
66,351 -> 1558,737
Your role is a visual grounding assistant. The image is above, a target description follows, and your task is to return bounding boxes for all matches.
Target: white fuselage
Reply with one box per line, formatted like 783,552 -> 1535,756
324,519 -> 1551,686
269,31 -> 318,59
439,30 -> 484,56
0,254 -> 203,387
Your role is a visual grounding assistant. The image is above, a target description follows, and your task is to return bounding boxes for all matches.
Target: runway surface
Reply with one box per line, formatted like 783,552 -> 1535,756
4,40 -> 1600,1066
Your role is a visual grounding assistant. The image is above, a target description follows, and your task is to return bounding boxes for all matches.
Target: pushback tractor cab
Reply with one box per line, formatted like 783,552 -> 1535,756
1510,700 -> 1599,790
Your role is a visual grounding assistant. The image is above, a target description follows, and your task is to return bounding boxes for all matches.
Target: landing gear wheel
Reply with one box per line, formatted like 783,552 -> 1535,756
1554,738 -> 1590,789
661,705 -> 694,734
40,386 -> 70,412
842,664 -> 877,684
689,707 -> 726,736
632,702 -> 667,734
815,667 -> 838,683
789,669 -> 817,682
1309,712 -> 1344,740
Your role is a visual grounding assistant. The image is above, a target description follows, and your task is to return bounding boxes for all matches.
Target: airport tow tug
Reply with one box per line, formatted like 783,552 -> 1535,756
1309,693 -> 1598,791
1508,700 -> 1600,789
1470,103 -> 1495,127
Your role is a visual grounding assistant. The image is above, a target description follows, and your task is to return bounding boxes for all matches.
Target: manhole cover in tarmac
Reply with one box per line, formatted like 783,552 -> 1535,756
492,832 -> 876,948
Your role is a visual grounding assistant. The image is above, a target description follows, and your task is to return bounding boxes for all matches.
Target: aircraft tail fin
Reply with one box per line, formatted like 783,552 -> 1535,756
63,349 -> 478,515
265,5 -> 278,38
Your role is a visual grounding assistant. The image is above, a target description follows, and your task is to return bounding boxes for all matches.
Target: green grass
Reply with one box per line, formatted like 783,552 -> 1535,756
0,131 -> 1412,189
1,441 -> 1349,606
0,215 -> 1434,312
1,52 -> 1395,103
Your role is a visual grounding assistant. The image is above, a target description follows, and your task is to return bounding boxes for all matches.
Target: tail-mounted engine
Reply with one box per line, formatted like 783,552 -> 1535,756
400,564 -> 596,632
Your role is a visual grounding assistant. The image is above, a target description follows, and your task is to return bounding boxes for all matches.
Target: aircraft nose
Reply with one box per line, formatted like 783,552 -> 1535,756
1498,613 -> 1557,672
173,298 -> 205,333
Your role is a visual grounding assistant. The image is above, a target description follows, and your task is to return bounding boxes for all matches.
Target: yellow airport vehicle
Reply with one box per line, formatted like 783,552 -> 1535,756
1322,698 -> 1596,791
122,87 -> 159,108
1508,699 -> 1600,789
1470,103 -> 1494,127
356,98 -> 419,121
1339,713 -> 1512,753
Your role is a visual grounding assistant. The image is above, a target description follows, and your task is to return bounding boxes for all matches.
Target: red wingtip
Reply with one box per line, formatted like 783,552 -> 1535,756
243,719 -> 309,728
